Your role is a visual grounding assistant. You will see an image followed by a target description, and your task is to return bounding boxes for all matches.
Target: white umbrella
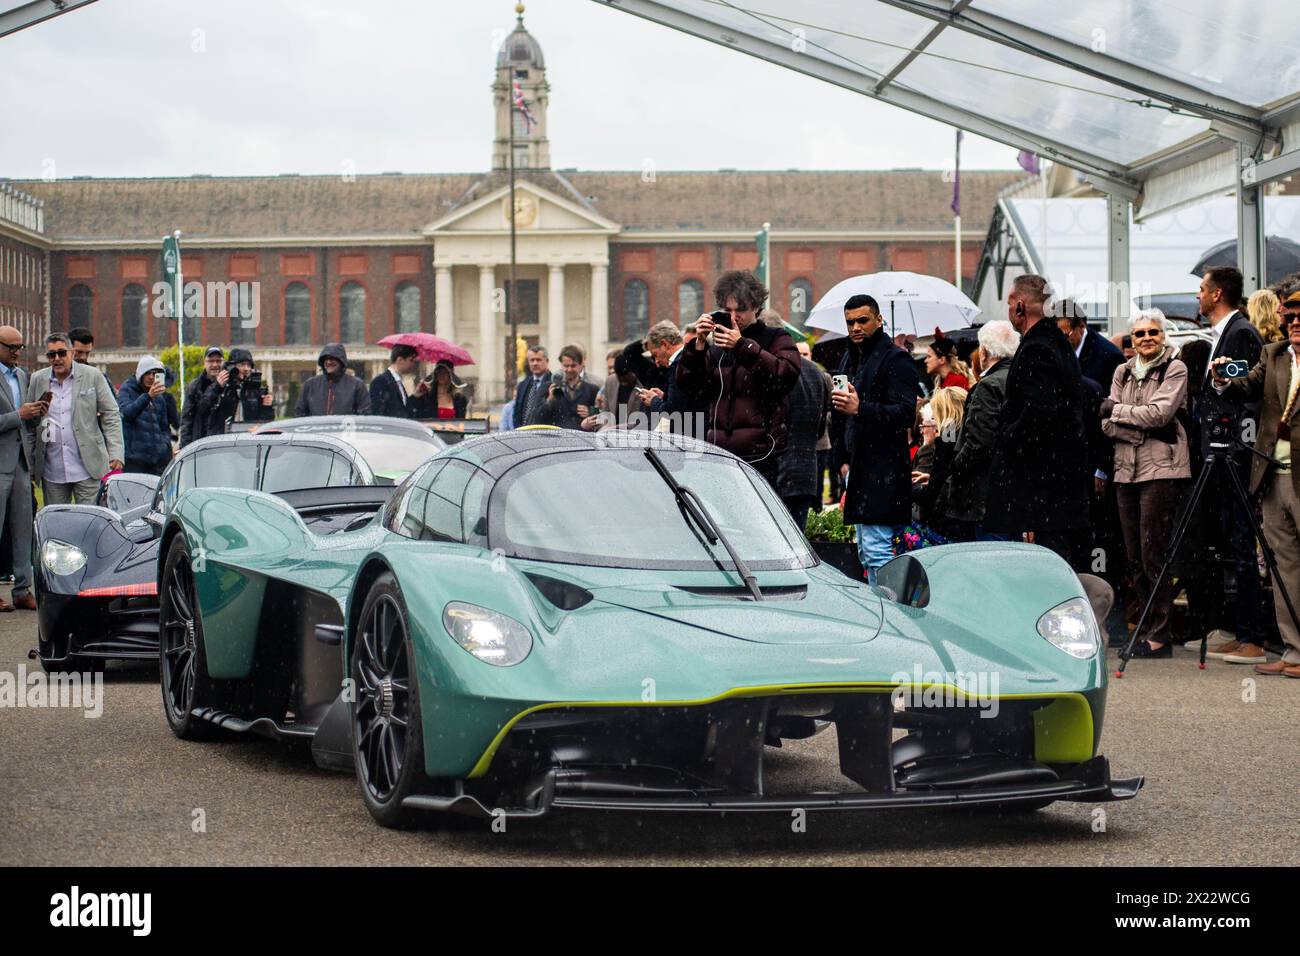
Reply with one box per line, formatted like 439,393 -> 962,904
806,272 -> 981,340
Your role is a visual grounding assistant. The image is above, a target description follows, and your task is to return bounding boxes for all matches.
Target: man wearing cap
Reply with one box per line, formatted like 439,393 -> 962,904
116,355 -> 178,476
179,346 -> 226,447
1211,289 -> 1300,675
197,347 -> 274,434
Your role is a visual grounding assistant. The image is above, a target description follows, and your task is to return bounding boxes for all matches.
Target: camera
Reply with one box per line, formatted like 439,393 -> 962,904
1220,359 -> 1250,379
549,371 -> 566,398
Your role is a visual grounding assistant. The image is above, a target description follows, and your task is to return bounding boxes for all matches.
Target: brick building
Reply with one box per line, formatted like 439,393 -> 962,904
2,11 -> 1020,407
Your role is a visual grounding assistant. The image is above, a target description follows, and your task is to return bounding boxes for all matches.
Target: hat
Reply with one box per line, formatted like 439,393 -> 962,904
434,359 -> 464,388
204,346 -> 224,358
1284,289 -> 1300,305
930,327 -> 958,358
228,347 -> 254,365
135,355 -> 165,381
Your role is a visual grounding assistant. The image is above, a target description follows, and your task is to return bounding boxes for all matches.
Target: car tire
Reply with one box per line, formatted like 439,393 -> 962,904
351,571 -> 427,829
158,534 -> 221,741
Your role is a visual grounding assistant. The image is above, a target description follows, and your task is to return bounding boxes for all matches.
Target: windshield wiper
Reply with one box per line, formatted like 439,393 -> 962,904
644,448 -> 763,601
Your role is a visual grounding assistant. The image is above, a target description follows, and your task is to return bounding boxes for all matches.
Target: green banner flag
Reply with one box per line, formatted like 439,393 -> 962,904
161,233 -> 186,401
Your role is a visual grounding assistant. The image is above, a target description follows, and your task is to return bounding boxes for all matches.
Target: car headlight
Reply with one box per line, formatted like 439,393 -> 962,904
442,602 -> 533,666
1036,596 -> 1100,659
41,540 -> 87,577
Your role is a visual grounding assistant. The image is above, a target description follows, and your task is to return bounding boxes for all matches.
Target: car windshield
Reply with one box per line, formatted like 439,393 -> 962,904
319,430 -> 444,478
491,449 -> 815,571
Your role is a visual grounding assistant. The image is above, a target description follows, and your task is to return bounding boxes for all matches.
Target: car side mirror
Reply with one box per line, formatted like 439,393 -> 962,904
126,521 -> 159,545
875,553 -> 930,608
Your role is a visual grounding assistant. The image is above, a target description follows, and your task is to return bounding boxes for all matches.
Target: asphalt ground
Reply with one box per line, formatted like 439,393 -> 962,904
0,609 -> 1295,866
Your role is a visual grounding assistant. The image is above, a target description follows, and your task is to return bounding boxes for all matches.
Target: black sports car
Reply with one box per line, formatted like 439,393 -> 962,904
34,417 -> 443,673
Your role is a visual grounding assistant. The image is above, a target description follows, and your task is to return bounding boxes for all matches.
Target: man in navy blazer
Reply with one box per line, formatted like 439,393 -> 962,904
1193,266 -> 1271,655
1056,304 -> 1125,390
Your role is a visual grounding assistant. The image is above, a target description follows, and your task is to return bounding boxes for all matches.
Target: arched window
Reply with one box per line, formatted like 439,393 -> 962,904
68,284 -> 93,330
229,285 -> 256,346
678,279 -> 703,325
394,281 -> 421,334
121,284 -> 147,348
339,281 -> 366,344
788,278 -> 814,326
623,279 -> 649,340
284,282 -> 311,345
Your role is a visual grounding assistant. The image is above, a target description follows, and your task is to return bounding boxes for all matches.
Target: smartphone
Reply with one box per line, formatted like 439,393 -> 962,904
832,375 -> 849,392
710,309 -> 733,330
40,391 -> 52,405
1221,359 -> 1251,379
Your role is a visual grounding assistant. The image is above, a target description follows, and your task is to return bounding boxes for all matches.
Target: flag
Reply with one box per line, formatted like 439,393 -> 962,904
1017,149 -> 1040,175
512,80 -> 537,131
950,130 -> 963,216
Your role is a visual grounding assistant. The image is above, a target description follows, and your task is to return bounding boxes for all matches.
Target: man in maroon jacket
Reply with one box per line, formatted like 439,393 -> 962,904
678,271 -> 801,489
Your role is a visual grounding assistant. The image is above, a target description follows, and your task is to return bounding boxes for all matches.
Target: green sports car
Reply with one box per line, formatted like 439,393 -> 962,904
157,428 -> 1141,827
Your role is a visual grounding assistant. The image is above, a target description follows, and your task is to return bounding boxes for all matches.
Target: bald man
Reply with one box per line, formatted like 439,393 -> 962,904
0,326 -> 45,611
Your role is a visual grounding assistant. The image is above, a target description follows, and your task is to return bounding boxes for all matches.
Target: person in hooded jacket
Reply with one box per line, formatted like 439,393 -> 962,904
677,271 -> 801,488
296,343 -> 371,417
116,355 -> 178,476
198,347 -> 274,434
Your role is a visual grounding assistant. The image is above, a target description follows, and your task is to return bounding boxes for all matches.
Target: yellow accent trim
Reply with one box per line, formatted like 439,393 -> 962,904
466,682 -> 1093,778
1031,695 -> 1095,763
515,424 -> 560,431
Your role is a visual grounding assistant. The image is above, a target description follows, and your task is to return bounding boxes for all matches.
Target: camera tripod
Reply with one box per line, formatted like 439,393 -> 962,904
1118,433 -> 1300,675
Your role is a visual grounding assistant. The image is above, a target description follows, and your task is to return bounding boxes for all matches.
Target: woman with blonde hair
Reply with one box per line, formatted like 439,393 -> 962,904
912,385 -> 967,537
1247,288 -> 1283,343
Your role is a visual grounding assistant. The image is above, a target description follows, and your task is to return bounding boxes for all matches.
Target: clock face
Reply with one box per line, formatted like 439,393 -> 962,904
503,194 -> 537,227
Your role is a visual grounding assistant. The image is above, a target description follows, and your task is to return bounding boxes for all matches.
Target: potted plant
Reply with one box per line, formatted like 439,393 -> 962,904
804,506 -> 863,579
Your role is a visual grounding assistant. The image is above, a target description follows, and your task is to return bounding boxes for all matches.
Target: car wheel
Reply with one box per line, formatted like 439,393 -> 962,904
158,534 -> 220,741
351,571 -> 426,829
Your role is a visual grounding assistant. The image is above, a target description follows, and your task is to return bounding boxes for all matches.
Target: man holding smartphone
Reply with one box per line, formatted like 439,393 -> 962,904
829,295 -> 920,583
678,271 -> 800,488
27,331 -> 123,506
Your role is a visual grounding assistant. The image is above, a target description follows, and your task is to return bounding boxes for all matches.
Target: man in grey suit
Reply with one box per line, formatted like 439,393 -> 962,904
27,331 -> 123,506
0,325 -> 45,611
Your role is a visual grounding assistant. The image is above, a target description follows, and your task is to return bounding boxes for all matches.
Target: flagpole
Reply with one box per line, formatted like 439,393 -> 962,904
507,82 -> 518,405
952,130 -> 962,288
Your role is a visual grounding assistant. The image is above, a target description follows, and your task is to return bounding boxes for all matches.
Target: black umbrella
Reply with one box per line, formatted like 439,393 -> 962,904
1191,235 -> 1300,284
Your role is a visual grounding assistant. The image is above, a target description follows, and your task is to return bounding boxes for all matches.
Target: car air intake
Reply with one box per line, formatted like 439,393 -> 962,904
673,585 -> 807,600
523,574 -> 593,610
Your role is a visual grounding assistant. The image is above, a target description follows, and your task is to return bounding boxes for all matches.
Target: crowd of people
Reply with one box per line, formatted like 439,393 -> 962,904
2,264 -> 1298,680
0,332 -> 470,613
524,266 -> 1298,679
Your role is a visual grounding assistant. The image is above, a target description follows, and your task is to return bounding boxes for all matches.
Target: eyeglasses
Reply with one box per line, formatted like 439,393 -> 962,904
1131,329 -> 1163,339
0,342 -> 22,351
46,349 -> 68,360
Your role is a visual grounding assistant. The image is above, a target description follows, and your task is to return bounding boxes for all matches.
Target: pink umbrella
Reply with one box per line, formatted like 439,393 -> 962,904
377,333 -> 475,366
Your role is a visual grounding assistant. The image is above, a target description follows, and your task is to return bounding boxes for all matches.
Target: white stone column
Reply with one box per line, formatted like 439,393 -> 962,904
477,264 -> 499,404
547,263 -> 566,361
434,265 -> 454,340
590,262 -> 609,356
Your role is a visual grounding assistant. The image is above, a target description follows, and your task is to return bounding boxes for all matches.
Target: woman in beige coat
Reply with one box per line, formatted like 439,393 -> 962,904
1101,313 -> 1192,657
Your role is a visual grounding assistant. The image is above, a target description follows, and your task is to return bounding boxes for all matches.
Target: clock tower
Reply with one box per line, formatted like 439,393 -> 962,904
492,3 -> 550,171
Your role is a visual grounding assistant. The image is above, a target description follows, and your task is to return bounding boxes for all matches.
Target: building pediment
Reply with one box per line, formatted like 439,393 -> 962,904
421,180 -> 619,236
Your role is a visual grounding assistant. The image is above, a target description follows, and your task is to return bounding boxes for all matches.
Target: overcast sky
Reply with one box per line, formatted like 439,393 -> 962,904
0,0 -> 1021,179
